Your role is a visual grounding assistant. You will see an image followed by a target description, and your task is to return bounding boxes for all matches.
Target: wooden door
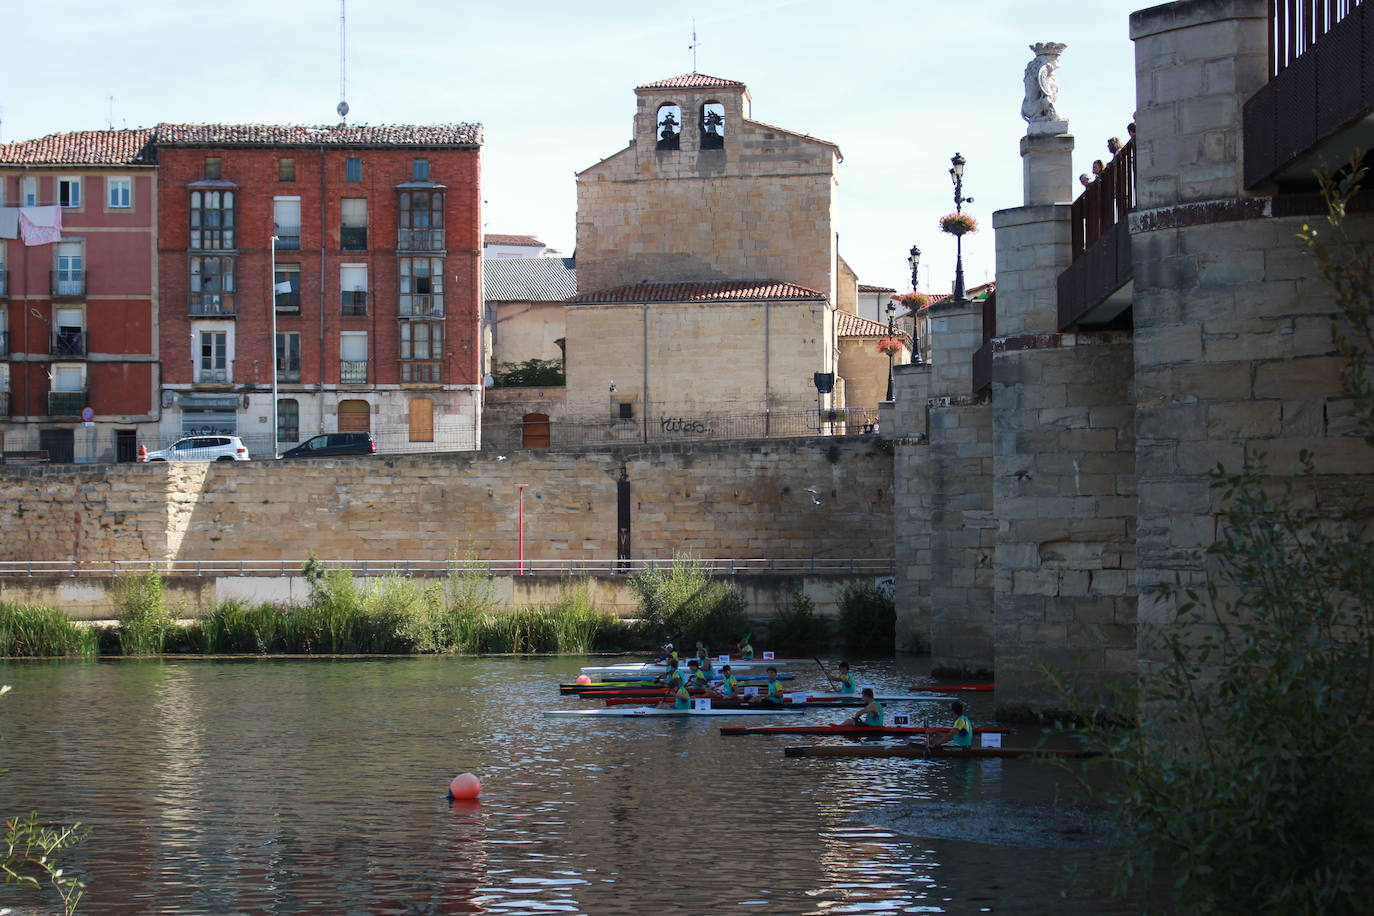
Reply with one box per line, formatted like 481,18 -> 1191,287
338,399 -> 370,432
408,397 -> 434,442
521,413 -> 550,449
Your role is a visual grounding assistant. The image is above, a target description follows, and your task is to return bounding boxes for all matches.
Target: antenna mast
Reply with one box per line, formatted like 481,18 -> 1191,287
107,96 -> 114,130
336,0 -> 350,123
689,20 -> 699,73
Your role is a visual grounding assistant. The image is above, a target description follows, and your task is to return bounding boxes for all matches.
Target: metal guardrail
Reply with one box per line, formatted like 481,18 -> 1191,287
0,558 -> 896,578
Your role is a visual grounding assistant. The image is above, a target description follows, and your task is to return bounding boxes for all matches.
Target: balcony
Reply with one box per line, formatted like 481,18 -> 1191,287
0,270 -> 9,297
279,365 -> 301,383
274,225 -> 301,251
341,290 -> 368,316
196,369 -> 231,385
1057,138 -> 1135,331
51,330 -> 87,357
398,229 -> 444,251
399,295 -> 443,318
48,390 -> 87,416
190,294 -> 236,316
340,361 -> 368,384
51,271 -> 85,298
1244,1 -> 1374,188
401,362 -> 442,384
275,291 -> 301,313
341,226 -> 367,251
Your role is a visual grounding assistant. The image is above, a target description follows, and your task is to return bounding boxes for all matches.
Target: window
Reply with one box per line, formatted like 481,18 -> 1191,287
274,264 -> 300,312
191,256 -> 235,314
278,158 -> 296,182
276,332 -> 301,381
700,102 -> 726,150
340,332 -> 367,383
273,197 -> 301,250
399,257 -> 443,315
107,177 -> 132,209
277,398 -> 299,443
52,363 -> 85,392
52,307 -> 85,356
197,329 -> 229,382
58,178 -> 81,209
0,242 -> 6,297
22,177 -> 37,207
345,157 -> 362,182
204,157 -> 222,180
340,198 -> 367,250
54,242 -> 84,297
398,191 -> 443,249
619,402 -> 634,420
408,398 -> 434,442
340,264 -> 367,315
656,104 -> 682,150
412,158 -> 430,181
190,190 -> 235,249
400,322 -> 443,382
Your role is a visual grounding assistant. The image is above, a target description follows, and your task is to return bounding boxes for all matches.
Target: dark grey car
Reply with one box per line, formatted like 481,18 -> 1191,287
278,432 -> 376,459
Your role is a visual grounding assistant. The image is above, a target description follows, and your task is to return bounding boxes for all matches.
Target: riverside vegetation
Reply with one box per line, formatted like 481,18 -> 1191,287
0,555 -> 894,658
1053,161 -> 1374,913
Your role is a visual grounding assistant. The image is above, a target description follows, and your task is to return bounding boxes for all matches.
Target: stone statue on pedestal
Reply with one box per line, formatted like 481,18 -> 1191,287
1021,42 -> 1067,125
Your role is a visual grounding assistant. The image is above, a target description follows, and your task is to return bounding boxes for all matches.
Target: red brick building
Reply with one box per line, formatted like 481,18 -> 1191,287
155,124 -> 483,455
0,129 -> 159,462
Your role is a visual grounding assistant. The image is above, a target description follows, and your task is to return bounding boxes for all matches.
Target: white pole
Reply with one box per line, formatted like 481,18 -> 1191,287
270,235 -> 279,458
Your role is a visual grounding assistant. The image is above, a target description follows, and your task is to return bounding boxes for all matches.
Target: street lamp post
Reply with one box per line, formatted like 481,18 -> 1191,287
949,153 -> 973,302
884,298 -> 898,402
907,245 -> 921,364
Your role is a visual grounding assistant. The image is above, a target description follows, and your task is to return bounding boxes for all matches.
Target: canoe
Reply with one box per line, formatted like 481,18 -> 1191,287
783,744 -> 1096,759
720,724 -> 1011,737
603,696 -> 868,709
907,684 -> 995,692
579,659 -> 800,677
600,693 -> 955,706
559,675 -> 794,693
544,706 -> 807,718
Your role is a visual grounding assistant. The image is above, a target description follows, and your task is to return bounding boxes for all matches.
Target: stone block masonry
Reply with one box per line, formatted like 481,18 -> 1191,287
0,437 -> 894,569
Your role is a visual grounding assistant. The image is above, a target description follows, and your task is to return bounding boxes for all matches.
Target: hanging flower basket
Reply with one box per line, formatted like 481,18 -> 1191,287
876,337 -> 904,356
894,292 -> 930,311
939,213 -> 979,236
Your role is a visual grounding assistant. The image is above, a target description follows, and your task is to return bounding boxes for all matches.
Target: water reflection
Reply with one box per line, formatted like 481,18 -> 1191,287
0,656 -> 1133,914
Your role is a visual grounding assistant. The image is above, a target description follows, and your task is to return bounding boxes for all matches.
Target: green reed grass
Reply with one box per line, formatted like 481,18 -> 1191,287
114,570 -> 174,656
0,603 -> 99,657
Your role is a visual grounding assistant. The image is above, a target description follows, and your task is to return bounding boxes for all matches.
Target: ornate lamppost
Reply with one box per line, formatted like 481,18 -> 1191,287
884,297 -> 898,402
908,245 -> 921,292
949,153 -> 973,302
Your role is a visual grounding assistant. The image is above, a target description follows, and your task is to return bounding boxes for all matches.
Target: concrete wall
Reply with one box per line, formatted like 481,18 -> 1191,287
0,436 -> 893,567
0,572 -> 885,622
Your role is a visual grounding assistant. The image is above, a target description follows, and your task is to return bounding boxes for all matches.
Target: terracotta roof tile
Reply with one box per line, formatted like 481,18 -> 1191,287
858,284 -> 895,292
0,128 -> 157,166
837,311 -> 910,340
156,122 -> 482,147
569,279 -> 824,304
484,234 -> 545,247
636,73 -> 747,90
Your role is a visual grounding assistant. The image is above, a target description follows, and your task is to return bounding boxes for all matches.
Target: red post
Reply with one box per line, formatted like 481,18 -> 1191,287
517,484 -> 527,576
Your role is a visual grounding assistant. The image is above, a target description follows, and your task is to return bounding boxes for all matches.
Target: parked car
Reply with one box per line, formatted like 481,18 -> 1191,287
145,436 -> 250,462
278,432 -> 376,459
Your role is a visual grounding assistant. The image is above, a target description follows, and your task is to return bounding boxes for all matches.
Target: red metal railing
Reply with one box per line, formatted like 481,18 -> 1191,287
1070,138 -> 1135,261
1269,0 -> 1363,76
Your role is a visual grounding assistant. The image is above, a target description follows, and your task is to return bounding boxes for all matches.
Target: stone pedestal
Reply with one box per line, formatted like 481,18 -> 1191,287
1021,130 -> 1075,206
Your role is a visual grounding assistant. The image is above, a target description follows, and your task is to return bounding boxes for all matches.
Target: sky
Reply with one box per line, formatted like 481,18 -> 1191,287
3,0 -> 1146,294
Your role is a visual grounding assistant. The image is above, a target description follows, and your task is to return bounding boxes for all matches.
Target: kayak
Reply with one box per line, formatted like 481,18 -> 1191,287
600,693 -> 955,706
580,660 -> 800,677
603,696 -> 869,709
544,706 -> 807,718
907,684 -> 995,692
783,744 -> 1096,759
720,724 -> 1011,737
559,675 -> 794,693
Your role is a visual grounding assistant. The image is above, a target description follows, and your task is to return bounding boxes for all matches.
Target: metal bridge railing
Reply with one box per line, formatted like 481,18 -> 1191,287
0,558 -> 895,578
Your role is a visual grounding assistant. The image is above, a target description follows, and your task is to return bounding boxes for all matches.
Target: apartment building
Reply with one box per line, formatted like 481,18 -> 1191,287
155,123 -> 483,456
0,129 -> 159,462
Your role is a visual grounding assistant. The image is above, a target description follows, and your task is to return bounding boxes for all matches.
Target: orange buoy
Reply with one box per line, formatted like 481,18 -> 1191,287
448,773 -> 481,800
575,674 -> 592,685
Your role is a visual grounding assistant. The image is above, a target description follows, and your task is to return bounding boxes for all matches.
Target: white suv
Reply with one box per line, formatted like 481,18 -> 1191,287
145,436 -> 250,462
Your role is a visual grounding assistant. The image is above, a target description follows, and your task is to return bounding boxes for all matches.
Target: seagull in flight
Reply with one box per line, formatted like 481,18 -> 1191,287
497,455 -> 508,461
805,486 -> 822,505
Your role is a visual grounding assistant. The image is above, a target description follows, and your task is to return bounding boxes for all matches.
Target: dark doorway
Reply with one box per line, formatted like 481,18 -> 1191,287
616,468 -> 631,571
40,428 -> 75,464
522,413 -> 550,449
116,429 -> 138,463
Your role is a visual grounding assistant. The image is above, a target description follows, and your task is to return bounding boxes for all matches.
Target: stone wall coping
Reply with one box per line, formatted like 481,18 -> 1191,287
1131,196 -> 1271,232
927,395 -> 989,408
990,330 -> 1134,353
1129,0 -> 1266,41
992,204 -> 1073,229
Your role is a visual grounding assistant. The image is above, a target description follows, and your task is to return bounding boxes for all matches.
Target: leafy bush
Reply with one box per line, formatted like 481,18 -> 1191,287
113,570 -> 173,656
763,583 -> 829,650
0,604 -> 99,658
630,555 -> 749,647
492,358 -> 565,388
836,583 -> 895,650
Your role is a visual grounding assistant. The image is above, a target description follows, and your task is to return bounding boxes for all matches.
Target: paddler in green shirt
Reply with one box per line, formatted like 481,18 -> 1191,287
657,681 -> 693,709
843,687 -> 883,727
825,661 -> 856,695
655,659 -> 684,691
694,641 -> 713,673
712,664 -> 742,699
685,659 -> 711,690
929,701 -> 974,748
749,666 -> 785,706
735,633 -> 755,659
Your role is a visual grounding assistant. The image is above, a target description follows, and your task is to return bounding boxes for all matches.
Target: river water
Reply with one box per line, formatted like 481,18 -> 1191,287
0,656 -> 1137,914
